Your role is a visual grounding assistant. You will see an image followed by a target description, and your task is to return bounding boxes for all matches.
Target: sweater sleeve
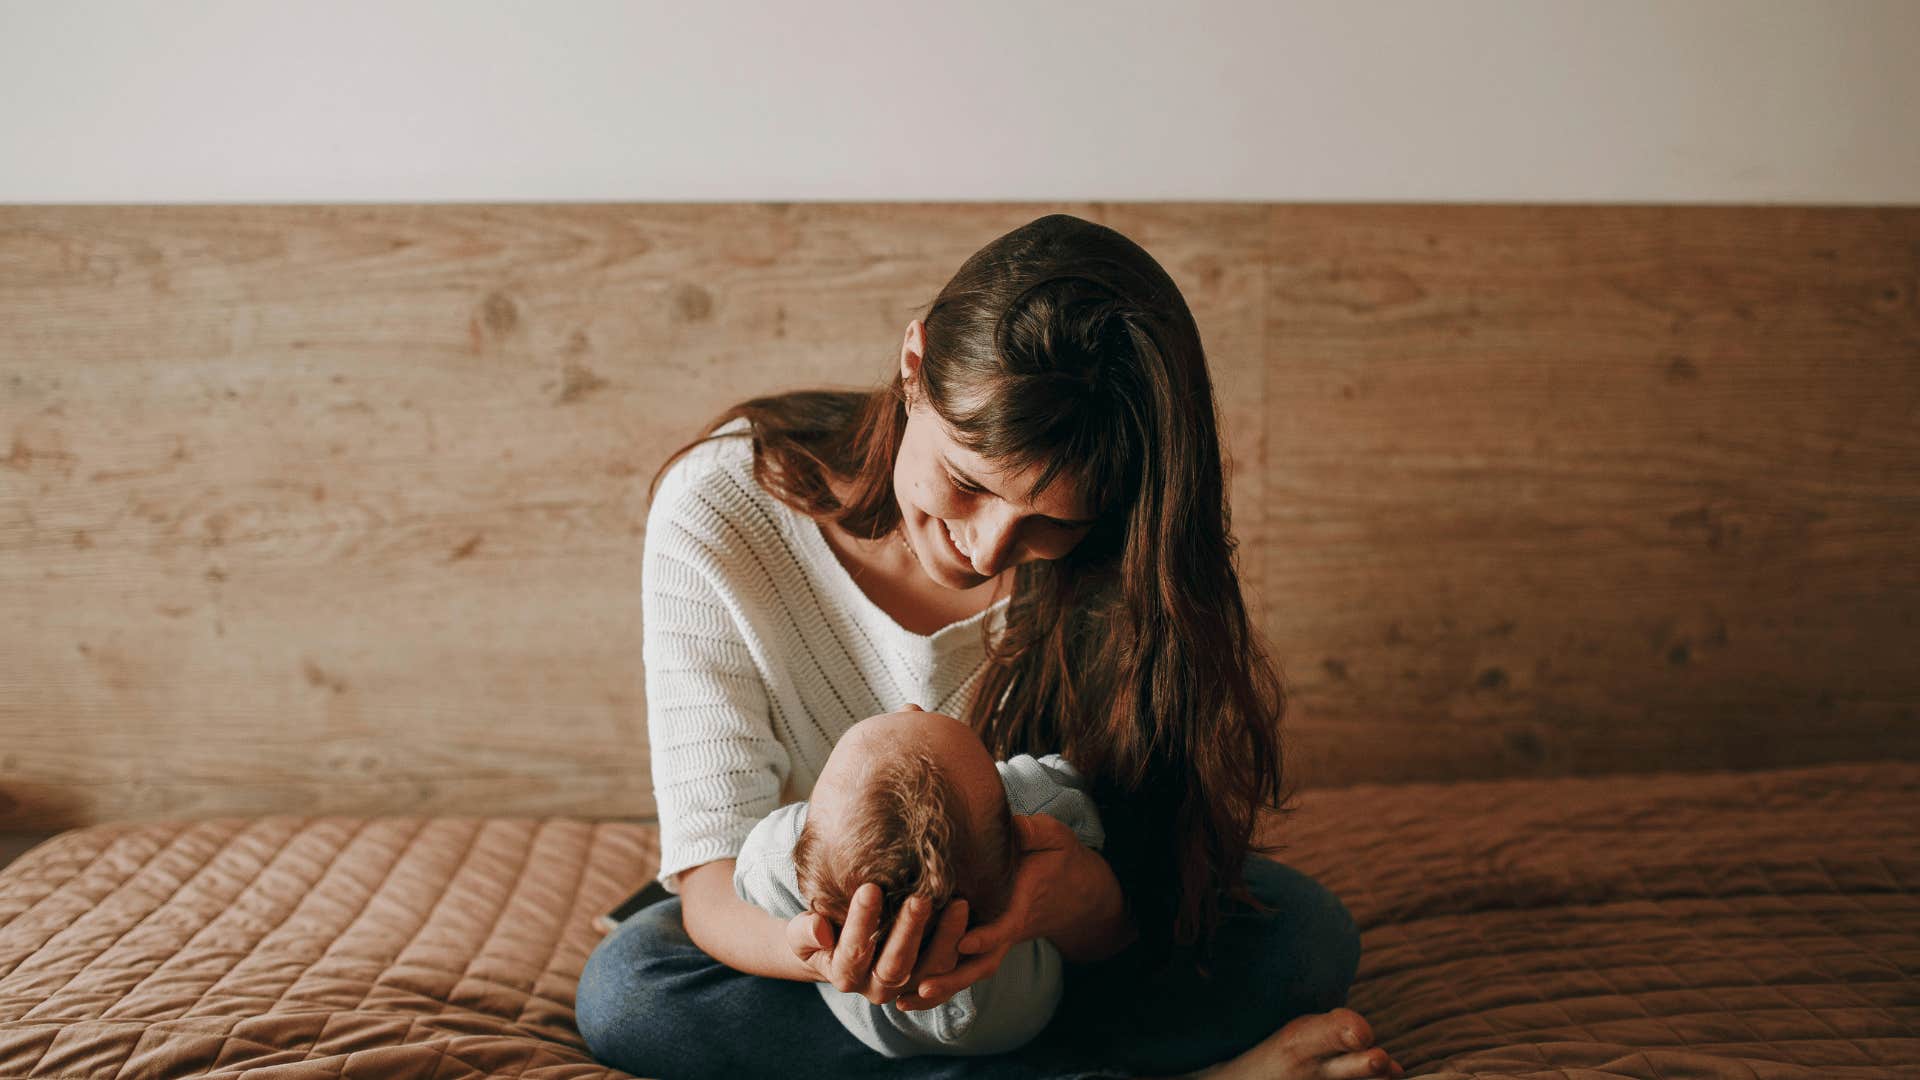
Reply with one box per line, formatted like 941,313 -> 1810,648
643,447 -> 791,893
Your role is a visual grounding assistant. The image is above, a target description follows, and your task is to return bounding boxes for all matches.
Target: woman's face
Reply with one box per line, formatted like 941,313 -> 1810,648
893,320 -> 1098,590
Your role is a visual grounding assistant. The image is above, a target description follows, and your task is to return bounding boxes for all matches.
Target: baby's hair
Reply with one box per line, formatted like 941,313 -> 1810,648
792,747 -> 1016,941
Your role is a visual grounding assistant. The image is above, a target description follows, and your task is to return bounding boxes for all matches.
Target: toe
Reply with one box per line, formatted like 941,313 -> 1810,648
1272,1007 -> 1376,1067
1321,1046 -> 1392,1080
1324,1007 -> 1375,1054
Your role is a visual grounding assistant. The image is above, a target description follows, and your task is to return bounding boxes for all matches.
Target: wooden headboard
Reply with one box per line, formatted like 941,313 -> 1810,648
3,203 -> 1916,831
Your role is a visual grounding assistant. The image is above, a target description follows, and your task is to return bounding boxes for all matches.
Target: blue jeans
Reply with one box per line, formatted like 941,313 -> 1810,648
575,855 -> 1360,1080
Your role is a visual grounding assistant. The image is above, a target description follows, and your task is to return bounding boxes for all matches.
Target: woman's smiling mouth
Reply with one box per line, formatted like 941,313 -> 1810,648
939,518 -> 974,567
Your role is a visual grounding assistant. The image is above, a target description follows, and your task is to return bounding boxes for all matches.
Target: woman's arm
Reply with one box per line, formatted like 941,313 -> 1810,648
983,812 -> 1136,964
678,859 -> 818,982
1038,832 -> 1135,963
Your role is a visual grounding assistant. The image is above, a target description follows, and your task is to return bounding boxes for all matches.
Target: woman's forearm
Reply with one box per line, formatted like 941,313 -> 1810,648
1047,844 -> 1137,964
676,859 -> 820,983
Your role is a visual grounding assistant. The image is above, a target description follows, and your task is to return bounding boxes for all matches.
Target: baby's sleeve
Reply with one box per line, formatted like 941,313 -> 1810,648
730,802 -> 809,919
642,448 -> 793,893
999,754 -> 1105,852
862,940 -> 1063,1056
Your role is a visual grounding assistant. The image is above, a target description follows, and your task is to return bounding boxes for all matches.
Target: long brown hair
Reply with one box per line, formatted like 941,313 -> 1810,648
651,213 -> 1294,972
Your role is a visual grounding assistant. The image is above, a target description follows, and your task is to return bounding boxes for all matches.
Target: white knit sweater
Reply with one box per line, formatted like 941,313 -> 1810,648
643,417 -> 1010,892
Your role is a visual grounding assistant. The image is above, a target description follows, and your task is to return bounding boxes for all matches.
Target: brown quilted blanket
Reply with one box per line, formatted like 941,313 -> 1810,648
1,761 -> 1915,1078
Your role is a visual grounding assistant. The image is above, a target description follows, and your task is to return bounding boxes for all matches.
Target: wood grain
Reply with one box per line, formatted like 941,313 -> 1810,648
1264,205 -> 1920,786
0,204 -> 1265,827
1,203 -> 1914,828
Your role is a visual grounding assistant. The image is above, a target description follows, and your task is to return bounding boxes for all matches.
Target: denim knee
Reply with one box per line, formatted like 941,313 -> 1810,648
1235,855 -> 1362,1015
574,899 -> 695,1072
1046,857 -> 1365,1076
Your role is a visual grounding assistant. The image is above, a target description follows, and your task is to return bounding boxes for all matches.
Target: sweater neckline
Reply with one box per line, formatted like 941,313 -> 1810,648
791,508 -> 1009,652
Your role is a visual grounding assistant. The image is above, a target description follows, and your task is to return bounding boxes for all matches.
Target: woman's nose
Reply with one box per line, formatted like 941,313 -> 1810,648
969,511 -> 1019,576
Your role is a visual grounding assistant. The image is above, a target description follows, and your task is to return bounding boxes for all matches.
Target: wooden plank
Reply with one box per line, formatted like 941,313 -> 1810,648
4,203 -> 1915,827
0,203 -> 1263,827
1263,205 -> 1920,787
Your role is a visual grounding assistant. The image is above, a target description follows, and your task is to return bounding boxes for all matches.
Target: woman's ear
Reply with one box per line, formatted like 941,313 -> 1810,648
899,320 -> 926,391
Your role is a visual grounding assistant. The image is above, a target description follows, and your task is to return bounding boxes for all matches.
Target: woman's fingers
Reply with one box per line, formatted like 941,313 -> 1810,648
832,883 -> 884,993
891,898 -> 967,1012
872,896 -> 931,991
956,894 -> 1019,956
909,937 -> 1012,1006
956,922 -> 1002,956
912,898 -> 968,981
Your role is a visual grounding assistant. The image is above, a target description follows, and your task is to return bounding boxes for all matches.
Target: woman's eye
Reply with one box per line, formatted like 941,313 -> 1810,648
946,472 -> 982,494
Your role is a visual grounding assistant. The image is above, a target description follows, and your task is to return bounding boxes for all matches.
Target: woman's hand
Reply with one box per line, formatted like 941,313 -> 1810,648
782,699 -> 985,1010
896,812 -> 1087,1009
784,882 -> 972,1006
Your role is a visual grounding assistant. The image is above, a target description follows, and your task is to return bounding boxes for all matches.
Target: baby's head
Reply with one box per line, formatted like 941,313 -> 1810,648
793,707 -> 1015,938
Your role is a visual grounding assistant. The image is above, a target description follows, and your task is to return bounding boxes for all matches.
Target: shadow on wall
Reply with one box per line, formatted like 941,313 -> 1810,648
0,781 -> 94,836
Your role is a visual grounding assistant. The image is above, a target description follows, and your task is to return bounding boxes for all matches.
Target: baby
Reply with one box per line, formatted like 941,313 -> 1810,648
732,706 -> 1104,1058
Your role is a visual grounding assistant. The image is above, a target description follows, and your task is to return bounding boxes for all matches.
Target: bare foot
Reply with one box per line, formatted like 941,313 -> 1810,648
1184,1007 -> 1404,1080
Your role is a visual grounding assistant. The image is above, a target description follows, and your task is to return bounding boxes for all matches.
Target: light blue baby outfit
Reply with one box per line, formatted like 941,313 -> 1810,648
732,753 -> 1105,1058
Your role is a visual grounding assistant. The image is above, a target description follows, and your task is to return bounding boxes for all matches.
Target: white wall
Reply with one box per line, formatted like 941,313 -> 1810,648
1,0 -> 1914,204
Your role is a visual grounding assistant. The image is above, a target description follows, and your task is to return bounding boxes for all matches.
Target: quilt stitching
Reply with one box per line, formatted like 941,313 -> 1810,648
5,765 -> 1918,1079
21,821 -> 245,1019
306,818 -> 448,1025
97,819 -> 290,1021
176,817 -> 385,1028
437,821 -> 538,1023
512,820 -> 593,1031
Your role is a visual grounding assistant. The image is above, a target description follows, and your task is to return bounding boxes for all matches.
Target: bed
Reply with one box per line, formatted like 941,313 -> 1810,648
3,203 -> 1916,1077
3,760 -> 1913,1078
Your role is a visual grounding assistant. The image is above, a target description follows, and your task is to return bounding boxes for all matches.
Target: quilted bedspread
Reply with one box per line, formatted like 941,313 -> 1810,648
1,761 -> 1915,1078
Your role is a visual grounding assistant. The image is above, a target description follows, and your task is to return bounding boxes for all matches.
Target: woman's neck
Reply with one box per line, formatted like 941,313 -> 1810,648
817,479 -> 1009,635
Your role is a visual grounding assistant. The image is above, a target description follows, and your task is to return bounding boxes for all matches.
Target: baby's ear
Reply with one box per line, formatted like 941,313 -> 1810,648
796,909 -> 834,951
806,897 -> 845,929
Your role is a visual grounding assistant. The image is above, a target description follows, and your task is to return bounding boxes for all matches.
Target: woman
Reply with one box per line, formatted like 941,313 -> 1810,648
576,214 -> 1403,1080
